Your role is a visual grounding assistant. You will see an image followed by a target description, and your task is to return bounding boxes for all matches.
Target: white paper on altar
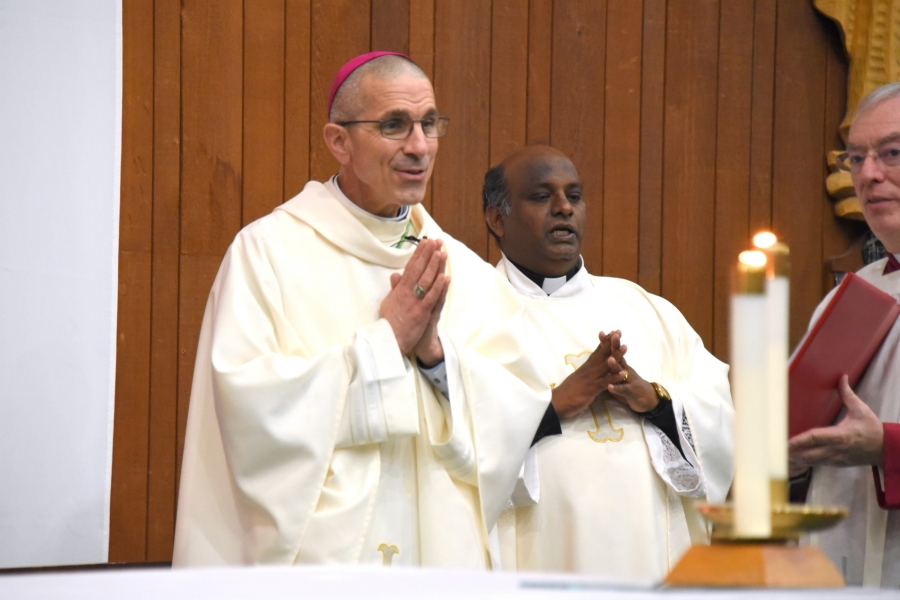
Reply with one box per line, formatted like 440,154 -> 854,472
0,1 -> 121,568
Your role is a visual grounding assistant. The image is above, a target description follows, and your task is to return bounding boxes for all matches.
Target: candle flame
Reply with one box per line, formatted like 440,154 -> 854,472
753,232 -> 778,249
739,250 -> 767,268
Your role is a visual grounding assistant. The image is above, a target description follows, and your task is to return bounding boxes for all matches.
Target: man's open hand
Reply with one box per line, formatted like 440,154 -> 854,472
380,239 -> 448,356
551,331 -> 627,418
788,374 -> 884,474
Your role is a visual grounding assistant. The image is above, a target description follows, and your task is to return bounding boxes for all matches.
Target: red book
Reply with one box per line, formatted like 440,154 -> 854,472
788,272 -> 900,438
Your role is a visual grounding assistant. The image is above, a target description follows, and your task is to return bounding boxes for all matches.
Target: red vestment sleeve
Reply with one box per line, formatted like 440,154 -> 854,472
873,422 -> 900,509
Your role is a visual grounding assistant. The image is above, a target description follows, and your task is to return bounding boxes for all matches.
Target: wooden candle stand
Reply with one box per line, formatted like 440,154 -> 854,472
664,502 -> 847,588
665,541 -> 844,588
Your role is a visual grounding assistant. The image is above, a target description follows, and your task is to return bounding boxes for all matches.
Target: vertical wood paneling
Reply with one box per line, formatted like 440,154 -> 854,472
661,0 -> 720,347
113,0 -> 853,562
181,1 -> 244,257
177,0 -> 245,502
409,0 -> 435,212
526,0 -> 553,145
820,17 -> 858,295
772,1 -> 829,349
749,0 -> 777,233
602,0 -> 643,281
372,0 -> 409,53
145,0 -> 182,562
409,0 -> 435,80
487,0 -> 529,266
638,0 -> 666,295
712,0 -> 755,360
111,253 -> 152,562
488,0 -> 528,164
308,0 -> 370,183
284,0 -> 311,200
110,0 -> 154,563
118,1 -> 154,255
243,0 -> 286,225
550,0 -> 607,273
431,0 -> 492,258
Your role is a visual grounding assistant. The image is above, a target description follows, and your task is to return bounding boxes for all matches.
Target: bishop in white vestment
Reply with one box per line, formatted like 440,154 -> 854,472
483,146 -> 734,583
172,53 -> 549,567
790,83 -> 900,587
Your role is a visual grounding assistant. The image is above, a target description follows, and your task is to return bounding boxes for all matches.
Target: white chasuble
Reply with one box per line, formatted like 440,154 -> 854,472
172,181 -> 550,567
496,257 -> 734,583
803,259 -> 900,587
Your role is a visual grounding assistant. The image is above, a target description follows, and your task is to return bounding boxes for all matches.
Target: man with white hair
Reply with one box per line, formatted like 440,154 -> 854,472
789,82 -> 900,587
172,52 -> 549,567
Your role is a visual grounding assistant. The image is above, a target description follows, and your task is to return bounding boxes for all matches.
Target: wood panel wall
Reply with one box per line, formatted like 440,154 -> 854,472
113,0 -> 857,562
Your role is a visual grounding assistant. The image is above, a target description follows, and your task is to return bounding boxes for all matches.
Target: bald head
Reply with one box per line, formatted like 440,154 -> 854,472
329,55 -> 429,123
502,145 -> 570,168
483,146 -> 570,216
483,146 -> 585,276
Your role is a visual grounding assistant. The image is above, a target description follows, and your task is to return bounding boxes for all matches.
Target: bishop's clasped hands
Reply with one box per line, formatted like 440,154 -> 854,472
381,238 -> 449,366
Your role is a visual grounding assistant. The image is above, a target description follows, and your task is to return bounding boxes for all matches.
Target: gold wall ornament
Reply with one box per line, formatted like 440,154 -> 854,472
814,0 -> 900,220
377,543 -> 399,566
825,150 -> 864,220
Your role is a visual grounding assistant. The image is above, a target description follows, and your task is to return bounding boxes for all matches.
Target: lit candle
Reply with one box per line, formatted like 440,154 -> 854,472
753,232 -> 790,507
731,250 -> 772,538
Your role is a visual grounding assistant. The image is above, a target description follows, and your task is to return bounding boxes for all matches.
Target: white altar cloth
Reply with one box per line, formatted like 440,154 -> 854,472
1,565 -> 899,599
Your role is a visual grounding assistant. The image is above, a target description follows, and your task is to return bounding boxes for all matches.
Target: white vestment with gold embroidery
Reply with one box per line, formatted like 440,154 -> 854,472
496,257 -> 734,583
172,181 -> 550,567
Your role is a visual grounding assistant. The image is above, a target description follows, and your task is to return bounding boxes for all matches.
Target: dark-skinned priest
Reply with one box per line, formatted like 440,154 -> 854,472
172,53 -> 550,567
483,146 -> 734,583
789,82 -> 900,587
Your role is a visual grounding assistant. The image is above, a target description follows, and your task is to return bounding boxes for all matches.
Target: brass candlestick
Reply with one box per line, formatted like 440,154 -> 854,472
699,502 -> 847,541
666,236 -> 848,588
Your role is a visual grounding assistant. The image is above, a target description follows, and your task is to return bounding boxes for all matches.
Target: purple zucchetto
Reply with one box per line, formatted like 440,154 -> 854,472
327,51 -> 415,118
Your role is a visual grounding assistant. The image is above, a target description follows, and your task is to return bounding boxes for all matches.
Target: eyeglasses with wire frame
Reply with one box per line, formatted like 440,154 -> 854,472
836,146 -> 900,173
336,114 -> 450,140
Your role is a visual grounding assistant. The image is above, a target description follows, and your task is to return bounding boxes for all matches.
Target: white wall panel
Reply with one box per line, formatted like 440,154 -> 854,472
0,0 -> 120,568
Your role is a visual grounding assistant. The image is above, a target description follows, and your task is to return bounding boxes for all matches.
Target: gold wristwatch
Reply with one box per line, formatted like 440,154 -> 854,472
650,381 -> 671,402
636,382 -> 671,417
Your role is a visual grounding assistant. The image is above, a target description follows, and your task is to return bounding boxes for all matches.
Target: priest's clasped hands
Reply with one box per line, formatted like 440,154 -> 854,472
381,238 -> 450,367
551,330 -> 662,418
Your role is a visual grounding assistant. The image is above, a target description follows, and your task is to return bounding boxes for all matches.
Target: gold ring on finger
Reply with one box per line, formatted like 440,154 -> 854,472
622,370 -> 629,383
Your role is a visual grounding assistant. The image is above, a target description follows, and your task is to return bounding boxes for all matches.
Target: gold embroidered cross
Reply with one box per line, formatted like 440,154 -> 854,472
563,351 -> 624,443
377,543 -> 399,566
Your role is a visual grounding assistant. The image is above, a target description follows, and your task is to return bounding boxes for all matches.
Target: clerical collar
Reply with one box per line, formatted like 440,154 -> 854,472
331,175 -> 410,222
884,253 -> 900,276
330,175 -> 413,245
508,256 -> 583,295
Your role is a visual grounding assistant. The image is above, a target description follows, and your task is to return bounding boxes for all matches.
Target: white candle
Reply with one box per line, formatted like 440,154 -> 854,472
753,232 -> 790,505
731,250 -> 772,538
